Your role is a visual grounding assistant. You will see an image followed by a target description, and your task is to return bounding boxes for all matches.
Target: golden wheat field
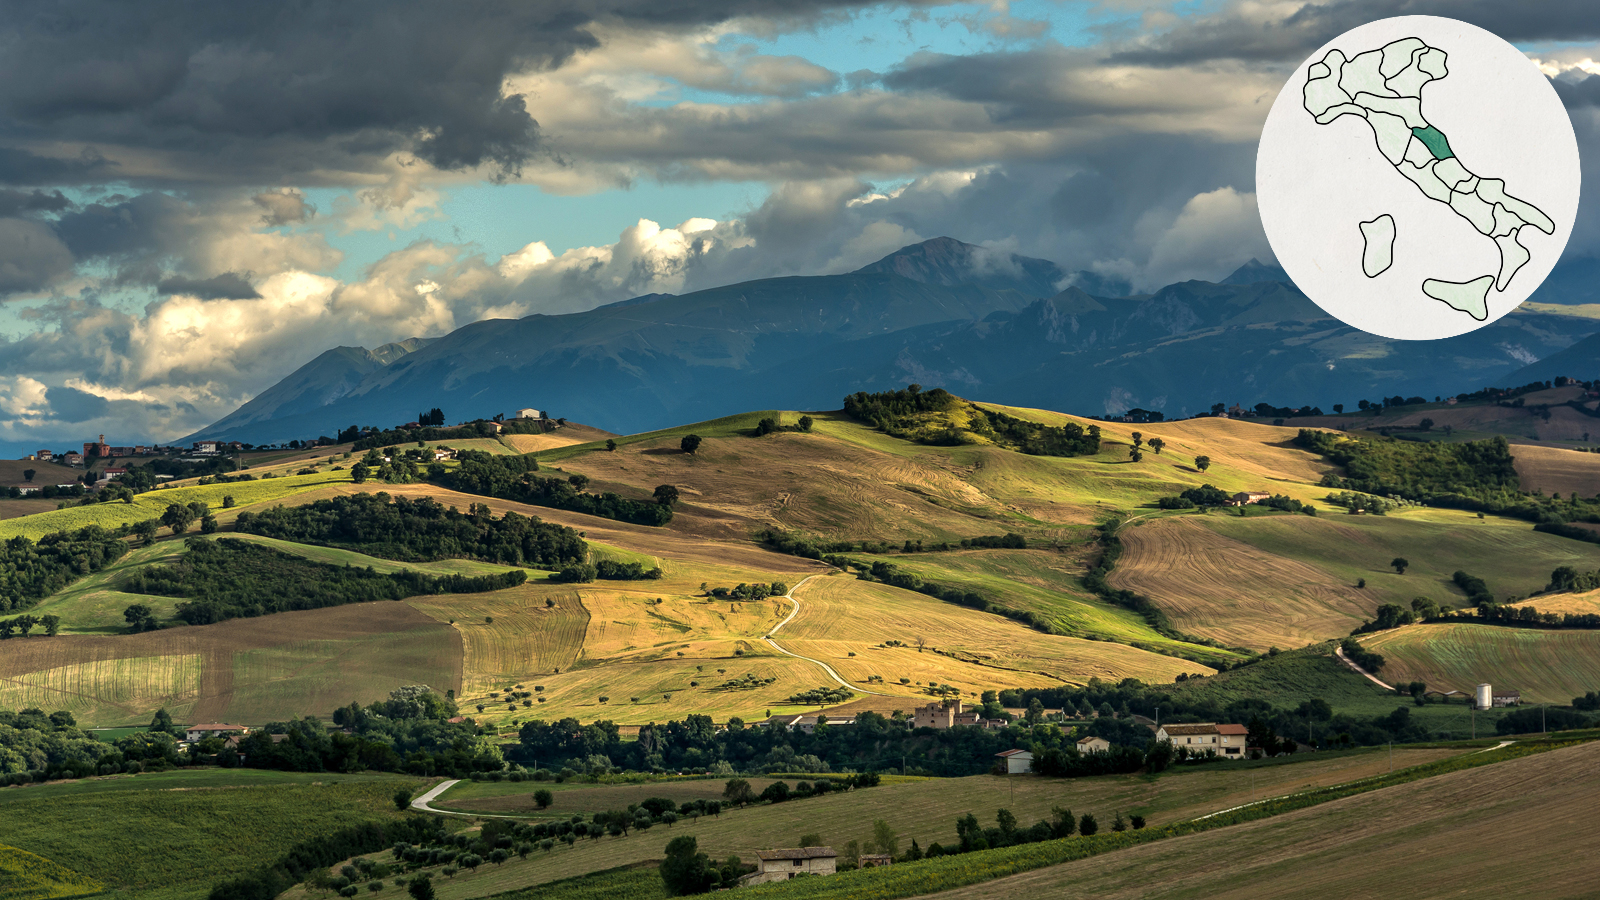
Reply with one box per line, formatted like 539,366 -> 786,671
1510,444 -> 1600,497
1364,622 -> 1600,704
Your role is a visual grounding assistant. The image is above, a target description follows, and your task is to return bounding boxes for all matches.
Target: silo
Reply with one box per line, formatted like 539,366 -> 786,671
1475,684 -> 1492,709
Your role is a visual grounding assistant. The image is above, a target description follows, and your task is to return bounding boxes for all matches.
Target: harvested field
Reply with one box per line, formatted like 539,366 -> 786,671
501,422 -> 616,453
1364,622 -> 1600,704
0,603 -> 460,727
1511,589 -> 1600,616
407,586 -> 590,698
780,573 -> 1207,695
1110,517 -> 1373,650
933,739 -> 1600,900
0,499 -> 58,521
1512,444 -> 1600,496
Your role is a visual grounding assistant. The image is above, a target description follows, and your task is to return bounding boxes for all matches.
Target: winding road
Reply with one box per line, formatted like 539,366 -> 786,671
762,574 -> 893,697
410,779 -> 524,819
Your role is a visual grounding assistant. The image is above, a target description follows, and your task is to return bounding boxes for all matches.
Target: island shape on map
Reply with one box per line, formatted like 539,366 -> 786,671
1302,37 -> 1554,321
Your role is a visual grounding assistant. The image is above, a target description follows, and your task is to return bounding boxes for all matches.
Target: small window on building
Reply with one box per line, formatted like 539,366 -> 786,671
794,860 -> 802,867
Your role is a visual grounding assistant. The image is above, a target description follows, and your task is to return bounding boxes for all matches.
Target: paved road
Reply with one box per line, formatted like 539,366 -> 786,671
411,779 -> 528,819
762,574 -> 893,697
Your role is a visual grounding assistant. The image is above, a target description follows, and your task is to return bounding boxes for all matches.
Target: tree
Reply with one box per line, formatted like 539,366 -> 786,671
161,503 -> 195,534
606,439 -> 617,452
1357,578 -> 1367,589
200,515 -> 218,534
124,603 -> 156,633
798,416 -> 814,432
1148,437 -> 1165,455
22,469 -> 34,482
1128,447 -> 1143,463
871,819 -> 899,857
568,474 -> 590,490
534,789 -> 553,809
1078,813 -> 1098,836
1130,815 -> 1146,830
1419,417 -> 1434,431
149,708 -> 174,734
1332,404 -> 1344,414
406,876 -> 434,900
654,484 -> 681,507
1391,557 -> 1409,575
659,836 -> 717,896
222,495 -> 235,509
352,463 -> 369,483
722,778 -> 754,808
755,417 -> 779,436
1112,811 -> 1127,832
799,833 -> 824,848
1131,431 -> 1143,448
393,788 -> 413,811
681,434 -> 702,455
1195,455 -> 1211,472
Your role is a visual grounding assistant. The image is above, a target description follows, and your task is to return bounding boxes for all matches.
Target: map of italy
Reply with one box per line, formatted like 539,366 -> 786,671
1301,37 -> 1555,320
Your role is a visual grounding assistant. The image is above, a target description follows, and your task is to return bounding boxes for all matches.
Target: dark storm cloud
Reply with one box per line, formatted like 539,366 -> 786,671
51,192 -> 186,259
0,217 -> 75,294
1110,0 -> 1600,66
156,272 -> 261,300
44,385 -> 110,423
1556,74 -> 1600,109
0,188 -> 70,217
0,0 -> 892,185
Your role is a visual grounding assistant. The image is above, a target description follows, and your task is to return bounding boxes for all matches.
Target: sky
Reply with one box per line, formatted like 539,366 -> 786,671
0,0 -> 1597,452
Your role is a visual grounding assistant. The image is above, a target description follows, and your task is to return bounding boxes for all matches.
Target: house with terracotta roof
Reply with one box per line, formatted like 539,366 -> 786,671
1155,722 -> 1250,758
745,848 -> 837,884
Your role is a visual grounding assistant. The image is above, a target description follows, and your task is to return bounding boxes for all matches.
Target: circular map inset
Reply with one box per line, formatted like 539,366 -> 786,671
1257,16 -> 1581,341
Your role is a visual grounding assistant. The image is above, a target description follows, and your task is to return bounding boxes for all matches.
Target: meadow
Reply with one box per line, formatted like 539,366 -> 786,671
0,770 -> 424,900
1365,622 -> 1600,704
0,842 -> 103,900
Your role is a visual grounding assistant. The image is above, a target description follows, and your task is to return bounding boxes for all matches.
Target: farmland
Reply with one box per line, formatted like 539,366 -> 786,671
1365,623 -> 1600,704
0,843 -> 102,900
1511,443 -> 1600,496
932,738 -> 1600,900
1111,510 -> 1600,651
0,769 -> 424,900
339,743 -> 1466,900
0,603 -> 460,727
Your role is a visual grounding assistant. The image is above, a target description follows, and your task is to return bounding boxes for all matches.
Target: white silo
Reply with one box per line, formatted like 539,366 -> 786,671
1475,684 -> 1492,709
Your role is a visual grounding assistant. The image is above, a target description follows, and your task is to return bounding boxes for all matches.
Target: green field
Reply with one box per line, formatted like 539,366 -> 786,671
0,842 -> 103,900
1366,623 -> 1600,704
0,769 -> 426,900
0,471 -> 354,541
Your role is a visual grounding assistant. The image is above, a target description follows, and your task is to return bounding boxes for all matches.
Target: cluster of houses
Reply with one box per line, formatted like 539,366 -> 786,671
761,700 -> 1012,734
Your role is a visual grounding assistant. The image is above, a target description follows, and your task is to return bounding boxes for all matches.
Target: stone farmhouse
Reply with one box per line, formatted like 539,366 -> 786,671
745,848 -> 837,884
1076,735 -> 1112,753
1155,723 -> 1249,758
1230,491 -> 1271,506
912,699 -> 1005,730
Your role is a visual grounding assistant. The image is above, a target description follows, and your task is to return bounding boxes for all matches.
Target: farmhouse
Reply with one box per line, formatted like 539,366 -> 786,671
514,408 -> 543,419
1493,690 -> 1522,707
745,848 -> 837,884
995,748 -> 1034,774
912,700 -> 1005,730
1230,491 -> 1271,506
193,441 -> 220,454
185,723 -> 249,742
62,451 -> 83,466
35,449 -> 52,461
1076,735 -> 1112,753
1156,723 -> 1249,758
858,854 -> 893,868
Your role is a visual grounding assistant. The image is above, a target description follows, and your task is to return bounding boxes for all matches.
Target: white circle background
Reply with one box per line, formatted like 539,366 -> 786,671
1256,15 -> 1581,341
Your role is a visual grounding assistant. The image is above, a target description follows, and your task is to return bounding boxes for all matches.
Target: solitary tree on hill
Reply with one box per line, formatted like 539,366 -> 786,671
1148,437 -> 1165,455
798,415 -> 814,432
654,484 -> 681,507
22,469 -> 34,482
1391,558 -> 1409,574
1194,455 -> 1211,472
606,439 -> 617,452
681,434 -> 702,455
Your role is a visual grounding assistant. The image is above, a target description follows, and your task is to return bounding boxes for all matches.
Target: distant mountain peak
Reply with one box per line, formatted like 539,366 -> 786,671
1221,258 -> 1292,286
854,236 -> 1068,298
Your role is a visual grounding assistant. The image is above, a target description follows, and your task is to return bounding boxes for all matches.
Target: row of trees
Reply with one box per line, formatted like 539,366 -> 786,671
234,493 -> 589,569
122,537 -> 525,627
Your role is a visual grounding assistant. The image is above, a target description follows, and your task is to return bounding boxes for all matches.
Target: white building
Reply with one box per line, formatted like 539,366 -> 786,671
185,723 -> 249,742
1076,735 -> 1111,753
1155,723 -> 1249,759
995,748 -> 1034,775
514,408 -> 543,420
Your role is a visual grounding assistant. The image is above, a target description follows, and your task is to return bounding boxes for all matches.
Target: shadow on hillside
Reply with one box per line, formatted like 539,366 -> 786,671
640,448 -> 689,456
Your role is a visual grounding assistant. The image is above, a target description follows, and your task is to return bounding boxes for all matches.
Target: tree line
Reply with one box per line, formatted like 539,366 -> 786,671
0,526 -> 129,613
233,493 -> 588,569
435,451 -> 674,526
123,537 -> 525,626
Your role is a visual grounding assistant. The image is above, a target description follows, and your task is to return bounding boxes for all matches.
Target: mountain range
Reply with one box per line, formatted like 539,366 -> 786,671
185,238 -> 1600,444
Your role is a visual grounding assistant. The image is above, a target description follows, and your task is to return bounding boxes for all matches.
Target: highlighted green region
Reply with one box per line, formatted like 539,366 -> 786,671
1411,125 -> 1454,160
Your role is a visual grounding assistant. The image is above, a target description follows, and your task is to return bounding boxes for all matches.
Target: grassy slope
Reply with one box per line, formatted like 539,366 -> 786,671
0,842 -> 103,900
1111,507 -> 1600,651
1365,622 -> 1600,704
359,744 -> 1464,900
932,738 -> 1600,900
0,769 -> 423,900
